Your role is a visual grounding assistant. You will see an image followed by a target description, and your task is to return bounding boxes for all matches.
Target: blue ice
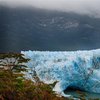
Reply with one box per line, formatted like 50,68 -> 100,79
21,49 -> 100,97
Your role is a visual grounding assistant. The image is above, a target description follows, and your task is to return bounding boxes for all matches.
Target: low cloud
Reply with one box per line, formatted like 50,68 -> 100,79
0,0 -> 100,17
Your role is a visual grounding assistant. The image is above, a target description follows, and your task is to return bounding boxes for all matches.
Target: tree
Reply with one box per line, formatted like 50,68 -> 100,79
0,53 -> 30,72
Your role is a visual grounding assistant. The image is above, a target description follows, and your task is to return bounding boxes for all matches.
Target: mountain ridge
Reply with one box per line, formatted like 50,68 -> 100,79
0,5 -> 100,52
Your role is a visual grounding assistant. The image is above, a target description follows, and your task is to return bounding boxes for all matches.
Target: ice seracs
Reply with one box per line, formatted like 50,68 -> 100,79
21,49 -> 100,98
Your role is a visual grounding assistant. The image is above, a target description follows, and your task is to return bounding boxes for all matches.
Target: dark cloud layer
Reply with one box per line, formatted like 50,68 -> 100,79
0,0 -> 100,17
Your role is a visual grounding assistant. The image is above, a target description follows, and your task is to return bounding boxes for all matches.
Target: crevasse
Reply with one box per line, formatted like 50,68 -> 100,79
21,49 -> 100,97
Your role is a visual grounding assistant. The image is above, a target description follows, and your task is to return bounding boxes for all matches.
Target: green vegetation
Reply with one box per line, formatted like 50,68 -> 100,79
0,53 -> 66,100
0,53 -> 99,100
0,70 -> 67,100
0,53 -> 29,72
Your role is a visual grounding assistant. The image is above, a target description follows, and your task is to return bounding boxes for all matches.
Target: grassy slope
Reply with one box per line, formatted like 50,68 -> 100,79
0,70 -> 67,100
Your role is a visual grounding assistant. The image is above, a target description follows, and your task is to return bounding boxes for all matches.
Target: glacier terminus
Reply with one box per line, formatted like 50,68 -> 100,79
21,49 -> 100,98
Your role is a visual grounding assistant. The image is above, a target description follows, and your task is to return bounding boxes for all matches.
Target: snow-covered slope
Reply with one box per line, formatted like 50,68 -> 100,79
21,49 -> 100,97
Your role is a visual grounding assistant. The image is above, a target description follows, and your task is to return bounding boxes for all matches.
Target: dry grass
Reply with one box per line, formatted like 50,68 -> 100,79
0,70 -> 67,100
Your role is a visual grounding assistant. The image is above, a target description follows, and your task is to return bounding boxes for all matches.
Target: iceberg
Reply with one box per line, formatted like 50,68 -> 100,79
21,49 -> 100,97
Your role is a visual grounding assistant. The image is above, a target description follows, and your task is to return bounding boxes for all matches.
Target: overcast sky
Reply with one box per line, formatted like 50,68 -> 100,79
0,0 -> 100,17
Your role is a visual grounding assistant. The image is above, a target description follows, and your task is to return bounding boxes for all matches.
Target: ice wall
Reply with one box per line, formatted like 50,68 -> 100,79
21,49 -> 100,97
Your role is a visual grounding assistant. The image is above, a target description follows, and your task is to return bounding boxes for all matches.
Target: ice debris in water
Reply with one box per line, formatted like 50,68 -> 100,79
21,49 -> 100,97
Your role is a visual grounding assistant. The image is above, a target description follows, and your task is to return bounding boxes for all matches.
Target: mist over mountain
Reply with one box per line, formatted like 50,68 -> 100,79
1,0 -> 100,18
0,6 -> 100,52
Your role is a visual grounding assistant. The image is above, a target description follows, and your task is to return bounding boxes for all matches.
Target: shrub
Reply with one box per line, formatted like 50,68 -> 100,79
0,70 -> 67,100
0,53 -> 66,100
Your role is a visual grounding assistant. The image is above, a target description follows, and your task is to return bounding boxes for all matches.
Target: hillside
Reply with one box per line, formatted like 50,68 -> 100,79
0,6 -> 100,52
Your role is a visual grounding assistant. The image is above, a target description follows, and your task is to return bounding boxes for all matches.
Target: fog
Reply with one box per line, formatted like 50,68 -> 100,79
0,0 -> 100,17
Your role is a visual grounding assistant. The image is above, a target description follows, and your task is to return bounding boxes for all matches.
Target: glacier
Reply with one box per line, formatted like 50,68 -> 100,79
21,49 -> 100,97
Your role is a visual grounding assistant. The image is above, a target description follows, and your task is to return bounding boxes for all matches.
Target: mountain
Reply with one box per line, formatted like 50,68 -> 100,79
0,5 -> 100,52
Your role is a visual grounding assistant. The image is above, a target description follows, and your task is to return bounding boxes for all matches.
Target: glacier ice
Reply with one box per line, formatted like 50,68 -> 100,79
21,49 -> 100,97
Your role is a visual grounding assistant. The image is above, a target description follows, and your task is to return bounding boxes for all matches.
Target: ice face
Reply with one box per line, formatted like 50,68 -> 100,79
21,49 -> 100,97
